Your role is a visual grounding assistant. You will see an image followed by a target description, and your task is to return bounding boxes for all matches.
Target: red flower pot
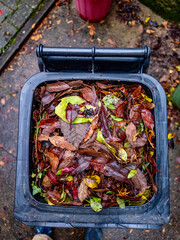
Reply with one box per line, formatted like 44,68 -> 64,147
75,0 -> 112,22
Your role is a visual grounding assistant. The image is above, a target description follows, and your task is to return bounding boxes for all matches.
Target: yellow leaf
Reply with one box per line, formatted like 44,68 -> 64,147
118,148 -> 127,161
168,133 -> 174,139
84,175 -> 101,188
32,23 -> 35,29
145,17 -> 150,23
55,96 -> 85,122
169,70 -> 173,74
176,65 -> 180,72
141,93 -> 152,102
57,20 -> 61,24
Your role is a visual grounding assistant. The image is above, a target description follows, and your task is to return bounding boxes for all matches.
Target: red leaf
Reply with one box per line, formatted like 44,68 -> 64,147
67,182 -> 78,200
61,167 -> 75,174
0,10 -> 3,15
141,108 -> 154,130
115,100 -> 125,118
66,103 -> 80,124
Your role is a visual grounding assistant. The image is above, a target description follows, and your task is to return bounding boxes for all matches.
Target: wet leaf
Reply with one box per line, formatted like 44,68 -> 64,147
56,169 -> 62,175
128,170 -> 137,178
81,86 -> 98,106
98,104 -> 111,138
31,183 -> 41,196
78,181 -> 89,202
118,148 -> 127,161
84,175 -> 101,188
59,119 -> 90,148
141,109 -> 154,130
46,82 -> 70,92
126,166 -> 147,194
90,197 -> 102,212
55,96 -> 85,122
102,94 -> 119,109
116,198 -> 125,209
49,136 -> 76,151
96,130 -> 116,156
66,103 -> 80,124
110,115 -> 123,121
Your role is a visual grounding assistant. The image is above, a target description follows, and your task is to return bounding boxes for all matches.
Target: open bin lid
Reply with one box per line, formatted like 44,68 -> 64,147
36,44 -> 150,73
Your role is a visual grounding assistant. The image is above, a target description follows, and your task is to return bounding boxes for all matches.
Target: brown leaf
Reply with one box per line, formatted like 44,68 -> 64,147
59,151 -> 75,168
107,38 -> 115,45
67,80 -> 83,88
160,75 -> 169,82
59,119 -> 90,148
49,136 -> 76,151
46,82 -> 70,92
81,86 -> 98,105
42,91 -> 56,106
138,24 -> 143,34
38,133 -> 49,141
96,82 -> 117,89
42,175 -> 52,188
46,152 -> 59,171
126,122 -> 137,145
78,180 -> 89,202
83,117 -> 98,142
141,109 -> 154,130
127,165 -> 148,194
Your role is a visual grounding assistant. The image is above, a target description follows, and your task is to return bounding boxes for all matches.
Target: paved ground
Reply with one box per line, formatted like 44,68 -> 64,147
0,1 -> 179,240
0,0 -> 42,52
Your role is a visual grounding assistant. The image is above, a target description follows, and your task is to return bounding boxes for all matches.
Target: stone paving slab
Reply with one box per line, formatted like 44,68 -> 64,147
0,0 -> 56,72
0,20 -> 16,49
0,2 -> 12,23
1,0 -> 19,11
7,1 -> 34,29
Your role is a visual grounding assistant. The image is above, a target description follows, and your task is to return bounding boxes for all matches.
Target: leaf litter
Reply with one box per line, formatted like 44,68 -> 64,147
31,80 -> 157,211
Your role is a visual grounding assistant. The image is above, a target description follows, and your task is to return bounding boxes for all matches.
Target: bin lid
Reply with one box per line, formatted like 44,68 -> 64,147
36,45 -> 150,73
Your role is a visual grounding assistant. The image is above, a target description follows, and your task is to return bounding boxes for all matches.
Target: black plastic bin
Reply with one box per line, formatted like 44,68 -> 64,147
14,45 -> 169,229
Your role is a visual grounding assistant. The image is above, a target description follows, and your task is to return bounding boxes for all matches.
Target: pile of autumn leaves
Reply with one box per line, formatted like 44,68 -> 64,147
32,80 -> 158,211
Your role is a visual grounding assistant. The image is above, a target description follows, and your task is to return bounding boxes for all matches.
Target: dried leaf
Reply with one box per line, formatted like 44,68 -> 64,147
46,82 -> 70,92
78,181 -> 89,202
59,119 -> 90,148
42,92 -> 56,106
46,152 -> 59,171
98,104 -> 112,138
49,136 -> 76,151
42,175 -> 52,188
118,148 -> 127,161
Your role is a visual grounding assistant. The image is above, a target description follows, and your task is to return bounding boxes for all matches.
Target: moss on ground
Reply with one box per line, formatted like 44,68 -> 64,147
140,0 -> 180,23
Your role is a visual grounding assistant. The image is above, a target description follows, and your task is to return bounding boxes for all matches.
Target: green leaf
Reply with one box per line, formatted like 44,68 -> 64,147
124,142 -> 129,148
116,198 -> 125,209
71,117 -> 89,124
56,169 -> 62,175
66,176 -> 73,182
138,122 -> 144,132
96,130 -> 116,155
55,96 -> 85,122
118,148 -> 127,161
102,95 -> 119,110
90,197 -> 102,212
142,162 -> 150,171
106,191 -> 114,195
38,172 -> 42,179
31,172 -> 36,178
110,115 -> 123,121
32,184 -> 41,196
128,170 -> 137,179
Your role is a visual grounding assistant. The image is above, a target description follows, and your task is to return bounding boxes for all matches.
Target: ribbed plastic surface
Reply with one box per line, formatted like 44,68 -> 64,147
75,0 -> 112,22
